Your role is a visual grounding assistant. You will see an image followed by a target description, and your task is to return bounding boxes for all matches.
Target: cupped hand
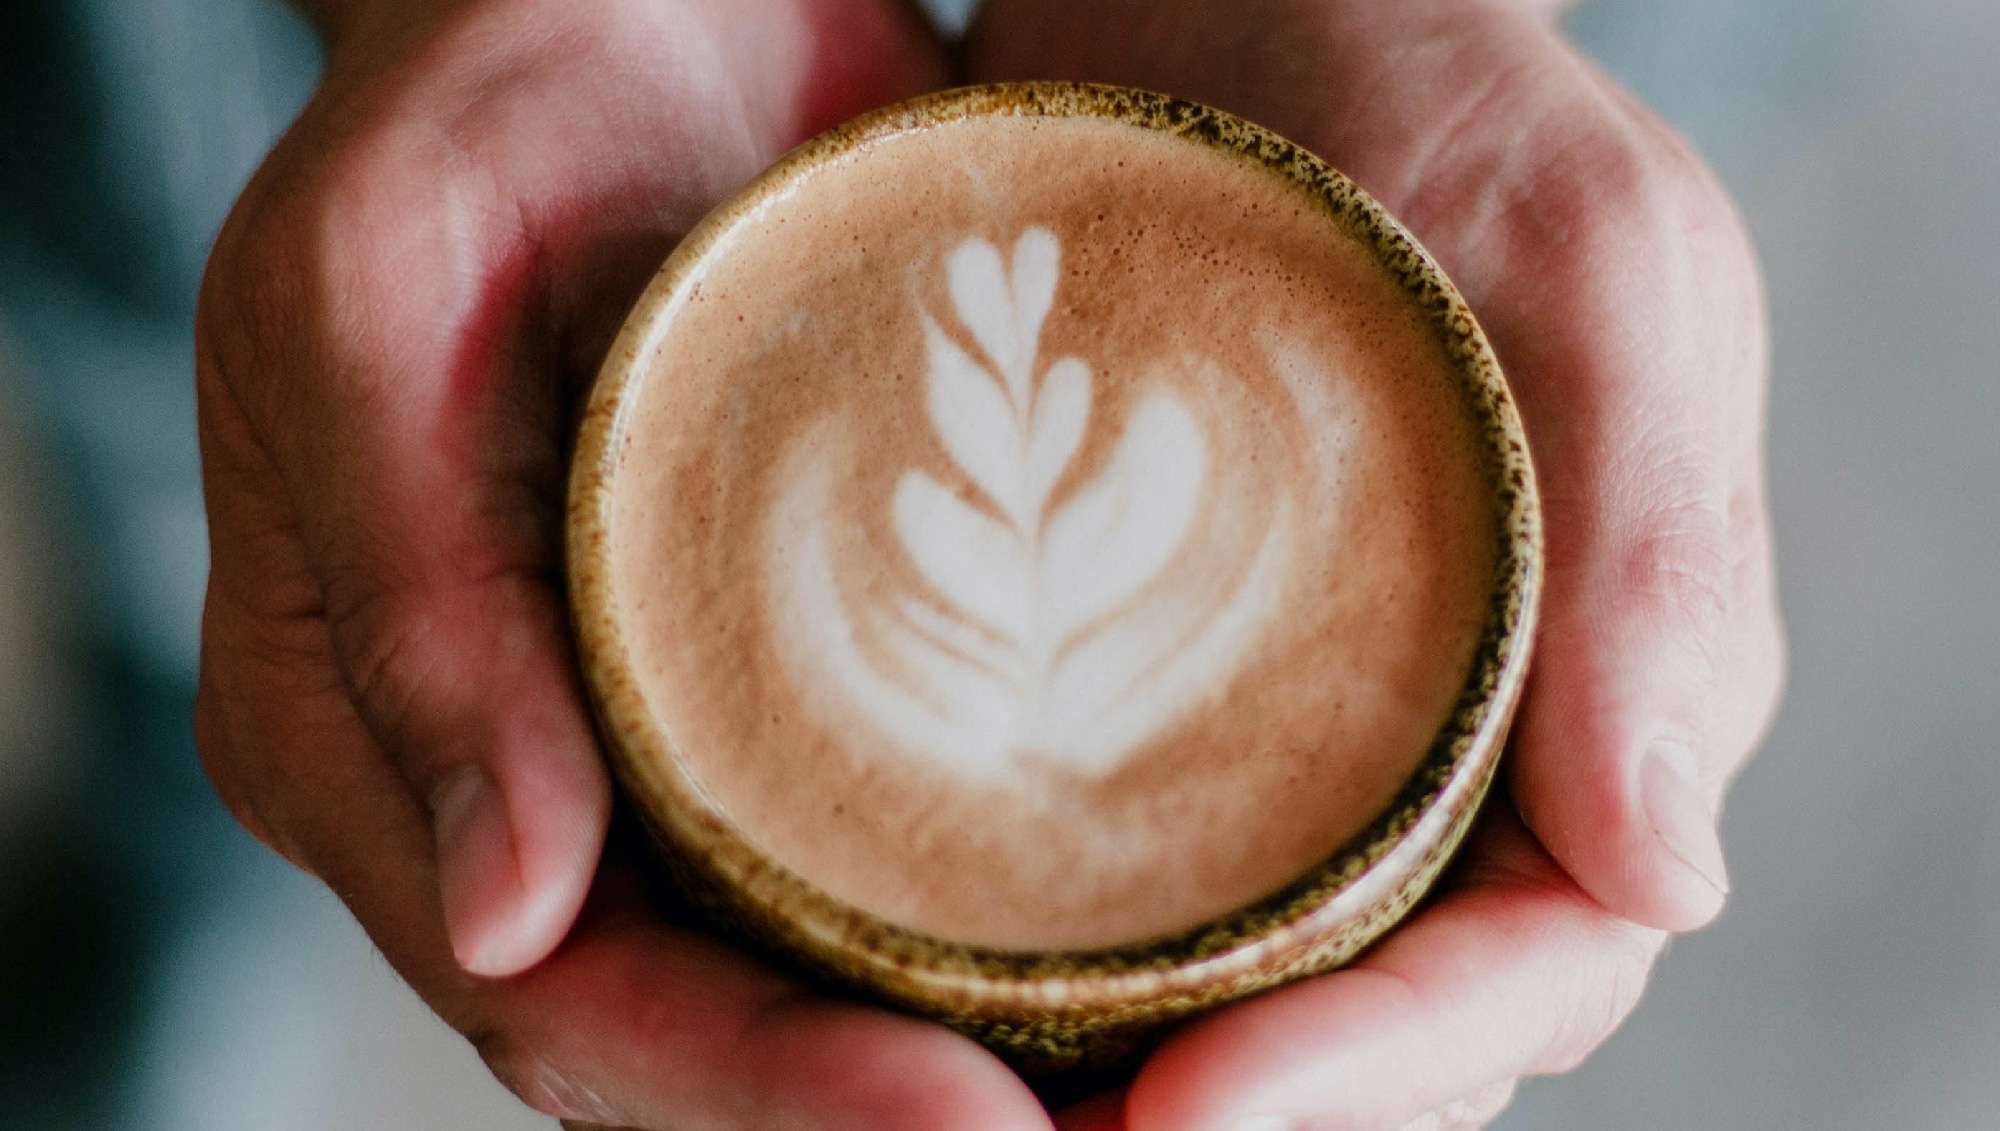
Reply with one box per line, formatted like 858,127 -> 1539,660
194,1 -> 1055,1126
969,0 -> 1785,1126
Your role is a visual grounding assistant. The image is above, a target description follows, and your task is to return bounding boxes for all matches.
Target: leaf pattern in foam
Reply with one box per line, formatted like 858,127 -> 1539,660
924,317 -> 1027,522
766,226 -> 1292,781
945,228 -> 1062,410
875,603 -> 1014,732
1039,501 -> 1294,774
946,238 -> 1025,405
1007,228 -> 1061,387
892,470 -> 1030,640
1025,357 -> 1090,518
1039,392 -> 1207,645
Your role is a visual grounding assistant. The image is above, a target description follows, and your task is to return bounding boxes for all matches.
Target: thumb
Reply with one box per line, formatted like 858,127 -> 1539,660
1509,487 -> 1737,933
321,285 -> 610,975
1494,221 -> 1779,934
1487,158 -> 1775,933
335,572 -> 612,978
232,161 -> 612,978
1453,92 -> 1779,936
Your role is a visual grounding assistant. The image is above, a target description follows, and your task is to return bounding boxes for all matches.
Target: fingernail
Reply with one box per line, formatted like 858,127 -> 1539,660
1640,742 -> 1730,898
429,765 -> 524,975
1227,1118 -> 1296,1131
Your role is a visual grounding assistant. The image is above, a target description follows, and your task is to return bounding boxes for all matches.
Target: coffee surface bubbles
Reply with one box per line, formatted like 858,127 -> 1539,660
610,114 -> 1498,950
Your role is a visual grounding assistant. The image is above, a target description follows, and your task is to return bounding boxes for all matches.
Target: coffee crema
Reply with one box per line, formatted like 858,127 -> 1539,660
604,113 -> 1498,951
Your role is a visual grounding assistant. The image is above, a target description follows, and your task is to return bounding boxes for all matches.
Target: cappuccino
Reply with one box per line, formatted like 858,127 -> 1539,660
601,111 -> 1497,951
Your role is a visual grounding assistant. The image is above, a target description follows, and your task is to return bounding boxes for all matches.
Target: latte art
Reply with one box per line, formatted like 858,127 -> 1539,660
767,228 -> 1303,779
604,112 -> 1499,949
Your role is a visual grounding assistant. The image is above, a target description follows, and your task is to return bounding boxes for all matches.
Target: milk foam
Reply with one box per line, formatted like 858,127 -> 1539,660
766,228 -> 1305,779
610,114 -> 1497,949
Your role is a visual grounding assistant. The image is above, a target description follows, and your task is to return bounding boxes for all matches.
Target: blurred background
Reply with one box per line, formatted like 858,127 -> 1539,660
2,0 -> 1995,1127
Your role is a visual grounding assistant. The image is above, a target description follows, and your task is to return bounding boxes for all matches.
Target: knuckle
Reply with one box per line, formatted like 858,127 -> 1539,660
1540,924 -> 1662,1075
1395,1080 -> 1519,1131
470,1027 -> 557,1115
196,174 -> 338,425
1594,416 -> 1735,636
195,219 -> 294,401
471,1026 -> 611,1122
192,675 -> 263,835
197,108 -> 454,401
1486,100 -> 1763,367
191,656 -> 308,868
329,573 -> 559,791
1632,124 -> 1761,286
328,583 -> 448,781
1483,118 -> 1649,286
1618,501 -> 1733,633
1532,115 -> 1747,289
1450,1079 -> 1520,1129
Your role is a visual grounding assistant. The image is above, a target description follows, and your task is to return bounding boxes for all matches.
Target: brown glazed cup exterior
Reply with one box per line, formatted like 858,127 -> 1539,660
567,82 -> 1543,1072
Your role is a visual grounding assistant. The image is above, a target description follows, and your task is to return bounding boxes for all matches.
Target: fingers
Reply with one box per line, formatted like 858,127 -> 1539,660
1465,92 -> 1781,934
1393,1081 -> 1518,1131
195,37 -> 632,974
341,575 -> 613,978
1381,17 -> 1784,935
195,580 -> 1051,1131
1007,0 -> 1782,932
249,146 -> 612,976
1504,488 -> 1761,934
972,0 -> 1784,937
193,1 -> 989,1123
198,0 -> 957,981
492,922 -> 1055,1131
1124,813 -> 1664,1131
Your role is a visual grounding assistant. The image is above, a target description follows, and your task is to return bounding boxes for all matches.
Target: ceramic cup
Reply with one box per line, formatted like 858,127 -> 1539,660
567,82 -> 1542,1072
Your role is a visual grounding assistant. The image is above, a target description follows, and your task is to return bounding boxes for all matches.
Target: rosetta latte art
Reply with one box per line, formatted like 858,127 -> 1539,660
765,228 -> 1297,780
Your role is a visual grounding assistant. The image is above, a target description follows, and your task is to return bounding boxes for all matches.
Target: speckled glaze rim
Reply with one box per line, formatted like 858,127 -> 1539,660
568,82 -> 1542,1025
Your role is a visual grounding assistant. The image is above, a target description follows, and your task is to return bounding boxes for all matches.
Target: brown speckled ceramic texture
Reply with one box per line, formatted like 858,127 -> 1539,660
567,82 -> 1543,1073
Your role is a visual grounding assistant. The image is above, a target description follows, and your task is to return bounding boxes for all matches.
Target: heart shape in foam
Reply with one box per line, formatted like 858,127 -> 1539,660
765,227 -> 1297,781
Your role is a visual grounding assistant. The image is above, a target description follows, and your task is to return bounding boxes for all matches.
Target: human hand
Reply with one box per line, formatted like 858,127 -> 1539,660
194,2 -> 1058,1126
969,0 -> 1785,1126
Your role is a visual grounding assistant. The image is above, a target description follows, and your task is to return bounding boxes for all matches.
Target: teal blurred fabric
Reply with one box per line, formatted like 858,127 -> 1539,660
0,3 -> 318,1126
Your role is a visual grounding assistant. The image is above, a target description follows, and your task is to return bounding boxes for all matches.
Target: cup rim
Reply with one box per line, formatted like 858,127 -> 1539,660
566,81 -> 1543,1015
